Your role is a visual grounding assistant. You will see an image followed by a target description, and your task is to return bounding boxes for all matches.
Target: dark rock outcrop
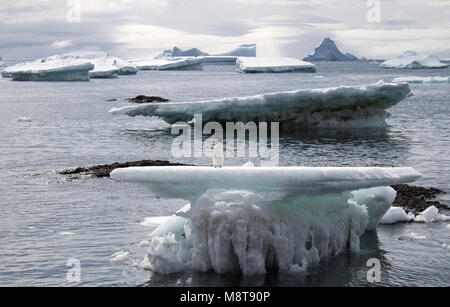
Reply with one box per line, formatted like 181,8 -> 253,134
126,95 -> 170,103
391,184 -> 447,214
59,160 -> 188,178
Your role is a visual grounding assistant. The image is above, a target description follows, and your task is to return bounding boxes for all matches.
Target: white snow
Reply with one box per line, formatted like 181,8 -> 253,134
109,251 -> 130,265
414,206 -> 450,223
131,58 -> 203,71
380,207 -> 414,224
392,76 -> 450,83
303,38 -> 359,62
1,56 -> 94,81
399,232 -> 427,241
236,57 -> 316,73
381,52 -> 448,69
110,81 -> 411,129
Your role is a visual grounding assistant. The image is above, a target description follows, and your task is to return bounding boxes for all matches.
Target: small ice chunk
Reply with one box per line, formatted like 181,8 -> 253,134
399,232 -> 427,241
17,117 -> 32,122
59,231 -> 75,236
381,52 -> 448,69
414,206 -> 450,223
237,57 -> 316,73
242,161 -> 255,167
392,76 -> 450,84
380,207 -> 414,224
109,251 -> 130,265
140,216 -> 172,227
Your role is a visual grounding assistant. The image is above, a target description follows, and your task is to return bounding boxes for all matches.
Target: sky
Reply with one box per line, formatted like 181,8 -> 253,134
0,0 -> 449,60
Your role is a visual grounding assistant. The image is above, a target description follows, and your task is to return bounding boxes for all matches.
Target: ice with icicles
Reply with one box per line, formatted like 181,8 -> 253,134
236,57 -> 316,73
1,56 -> 94,81
392,76 -> 450,83
130,58 -> 203,71
380,51 -> 449,69
110,81 -> 412,129
111,166 -> 422,275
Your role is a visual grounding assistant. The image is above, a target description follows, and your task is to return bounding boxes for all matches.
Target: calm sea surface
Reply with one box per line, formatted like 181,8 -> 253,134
0,62 -> 449,286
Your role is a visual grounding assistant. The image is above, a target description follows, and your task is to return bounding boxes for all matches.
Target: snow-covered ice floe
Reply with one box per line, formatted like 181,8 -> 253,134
112,166 -> 421,275
131,58 -> 203,71
110,81 -> 411,129
236,57 -> 316,73
54,51 -> 137,77
380,51 -> 449,69
1,57 -> 94,81
392,76 -> 450,83
380,207 -> 414,224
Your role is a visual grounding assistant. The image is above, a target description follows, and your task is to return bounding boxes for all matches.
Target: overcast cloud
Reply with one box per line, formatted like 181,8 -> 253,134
0,0 -> 449,60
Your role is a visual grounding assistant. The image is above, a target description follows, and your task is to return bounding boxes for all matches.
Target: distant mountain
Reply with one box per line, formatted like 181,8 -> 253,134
303,38 -> 359,61
215,44 -> 256,57
171,47 -> 209,57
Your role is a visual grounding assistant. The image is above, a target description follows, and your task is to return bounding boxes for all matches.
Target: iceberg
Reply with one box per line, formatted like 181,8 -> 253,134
392,76 -> 450,83
381,51 -> 449,69
131,58 -> 203,71
1,57 -> 94,81
215,44 -> 257,57
303,38 -> 359,62
171,47 -> 209,57
111,166 -> 421,275
109,81 -> 411,129
236,57 -> 316,73
380,207 -> 414,224
54,51 -> 138,76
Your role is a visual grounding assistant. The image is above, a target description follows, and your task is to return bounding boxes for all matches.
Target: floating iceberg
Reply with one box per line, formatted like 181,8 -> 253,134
1,56 -> 94,81
111,166 -> 421,275
414,206 -> 450,223
303,38 -> 359,62
171,47 -> 209,57
381,51 -> 449,69
110,81 -> 411,129
215,44 -> 257,57
54,51 -> 138,76
131,58 -> 203,71
392,76 -> 450,83
236,57 -> 316,73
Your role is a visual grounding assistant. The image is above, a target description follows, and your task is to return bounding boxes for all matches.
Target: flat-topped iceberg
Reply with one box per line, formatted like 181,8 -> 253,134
111,166 -> 421,275
131,58 -> 203,71
236,57 -> 316,73
110,81 -> 411,129
303,38 -> 359,62
392,76 -> 450,83
1,56 -> 94,81
381,51 -> 449,69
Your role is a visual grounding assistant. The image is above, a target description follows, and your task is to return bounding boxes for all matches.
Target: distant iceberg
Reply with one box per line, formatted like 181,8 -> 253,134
303,38 -> 359,62
1,56 -> 94,81
111,166 -> 421,275
392,76 -> 450,83
236,57 -> 316,73
110,81 -> 411,129
172,47 -> 209,57
380,51 -> 449,69
0,56 -> 6,68
131,58 -> 203,71
215,44 -> 256,57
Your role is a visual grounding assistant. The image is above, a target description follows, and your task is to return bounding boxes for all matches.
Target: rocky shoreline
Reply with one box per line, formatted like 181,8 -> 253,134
59,161 -> 447,214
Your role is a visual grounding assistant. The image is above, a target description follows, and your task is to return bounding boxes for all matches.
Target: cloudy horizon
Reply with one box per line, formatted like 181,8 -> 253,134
1,0 -> 449,61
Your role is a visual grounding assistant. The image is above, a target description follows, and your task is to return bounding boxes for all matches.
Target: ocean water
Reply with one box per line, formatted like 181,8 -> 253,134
0,62 -> 449,287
